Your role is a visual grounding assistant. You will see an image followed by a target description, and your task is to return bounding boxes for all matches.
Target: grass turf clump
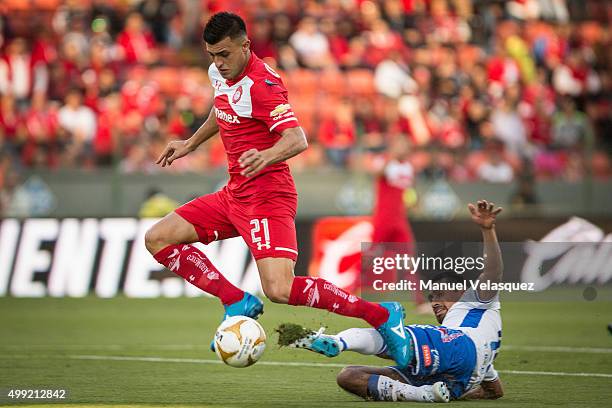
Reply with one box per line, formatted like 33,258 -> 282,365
275,323 -> 315,346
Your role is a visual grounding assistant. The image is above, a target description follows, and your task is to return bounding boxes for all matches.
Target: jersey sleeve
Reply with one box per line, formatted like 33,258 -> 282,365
250,78 -> 300,134
459,287 -> 500,308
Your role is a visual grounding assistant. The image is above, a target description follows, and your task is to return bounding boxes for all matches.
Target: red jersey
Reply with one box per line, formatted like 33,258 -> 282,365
372,156 -> 414,221
209,53 -> 300,199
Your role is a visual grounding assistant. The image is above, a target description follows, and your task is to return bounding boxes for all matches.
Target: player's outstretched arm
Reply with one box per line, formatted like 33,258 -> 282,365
156,107 -> 219,167
239,126 -> 307,177
468,200 -> 503,301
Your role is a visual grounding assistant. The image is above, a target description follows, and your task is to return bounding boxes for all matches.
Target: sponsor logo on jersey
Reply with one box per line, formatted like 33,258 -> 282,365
422,345 -> 432,367
232,86 -> 243,103
270,104 -> 292,119
430,349 -> 440,373
215,107 -> 241,124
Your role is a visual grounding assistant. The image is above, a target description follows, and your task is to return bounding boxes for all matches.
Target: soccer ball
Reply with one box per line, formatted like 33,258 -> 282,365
214,316 -> 266,368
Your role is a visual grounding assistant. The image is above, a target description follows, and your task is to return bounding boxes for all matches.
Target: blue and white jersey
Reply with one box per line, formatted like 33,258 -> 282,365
442,287 -> 502,388
393,324 -> 477,398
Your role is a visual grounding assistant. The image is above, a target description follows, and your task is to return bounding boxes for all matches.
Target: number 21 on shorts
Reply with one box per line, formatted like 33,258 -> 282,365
250,218 -> 271,250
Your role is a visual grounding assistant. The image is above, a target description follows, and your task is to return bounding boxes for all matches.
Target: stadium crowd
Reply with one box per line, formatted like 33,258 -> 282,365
0,0 -> 610,193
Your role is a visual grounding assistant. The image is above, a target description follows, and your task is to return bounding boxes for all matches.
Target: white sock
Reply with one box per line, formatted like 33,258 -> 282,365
395,382 -> 436,403
336,328 -> 386,355
370,375 -> 435,403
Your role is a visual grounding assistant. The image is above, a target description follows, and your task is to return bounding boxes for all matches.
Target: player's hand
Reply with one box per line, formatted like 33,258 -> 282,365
239,148 -> 270,177
156,140 -> 193,167
468,200 -> 503,230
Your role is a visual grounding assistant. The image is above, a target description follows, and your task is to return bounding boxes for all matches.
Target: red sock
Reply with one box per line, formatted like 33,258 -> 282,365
288,276 -> 389,327
154,244 -> 244,305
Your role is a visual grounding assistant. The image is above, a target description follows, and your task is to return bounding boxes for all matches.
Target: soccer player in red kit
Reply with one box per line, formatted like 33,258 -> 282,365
145,12 -> 412,368
370,136 -> 427,312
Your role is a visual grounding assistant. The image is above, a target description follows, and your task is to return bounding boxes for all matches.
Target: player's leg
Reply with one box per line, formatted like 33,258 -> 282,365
243,210 -> 391,325
280,325 -> 385,358
254,256 -> 412,366
239,204 -> 413,368
255,256 -> 391,326
145,194 -> 252,308
336,366 -> 405,398
337,366 -> 450,403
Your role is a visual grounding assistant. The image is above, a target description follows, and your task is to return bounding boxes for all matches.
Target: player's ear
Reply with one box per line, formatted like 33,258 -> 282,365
242,38 -> 251,53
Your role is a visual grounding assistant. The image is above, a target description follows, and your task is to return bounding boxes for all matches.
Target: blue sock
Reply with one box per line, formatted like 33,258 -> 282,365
367,375 -> 382,400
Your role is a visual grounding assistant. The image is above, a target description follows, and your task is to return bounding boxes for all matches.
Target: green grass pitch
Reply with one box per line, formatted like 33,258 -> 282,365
1,291 -> 611,407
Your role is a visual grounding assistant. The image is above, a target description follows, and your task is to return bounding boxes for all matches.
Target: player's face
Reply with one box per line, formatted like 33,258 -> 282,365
206,36 -> 251,80
428,289 -> 463,324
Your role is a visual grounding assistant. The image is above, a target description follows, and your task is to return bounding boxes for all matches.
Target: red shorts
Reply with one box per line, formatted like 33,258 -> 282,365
175,187 -> 299,261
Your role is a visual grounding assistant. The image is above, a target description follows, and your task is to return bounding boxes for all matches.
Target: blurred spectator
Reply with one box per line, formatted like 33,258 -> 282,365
58,88 -> 96,165
117,12 -> 158,65
491,95 -> 528,156
137,0 -> 180,45
0,0 -> 607,184
250,16 -> 277,60
94,92 -> 122,166
553,50 -> 601,98
362,19 -> 403,67
21,92 -> 58,167
276,44 -> 299,71
552,97 -> 593,149
477,141 -> 515,183
289,16 -> 333,69
0,38 -> 48,106
374,49 -> 417,99
318,100 -> 355,167
320,16 -> 350,66
138,187 -> 178,217
487,42 -> 520,94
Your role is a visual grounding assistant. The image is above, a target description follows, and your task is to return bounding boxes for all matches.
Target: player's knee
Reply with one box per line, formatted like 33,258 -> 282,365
261,283 -> 289,304
144,226 -> 168,255
336,366 -> 360,391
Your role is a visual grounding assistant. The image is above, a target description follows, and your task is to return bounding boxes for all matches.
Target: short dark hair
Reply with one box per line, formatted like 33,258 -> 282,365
203,12 -> 247,44
431,271 -> 463,285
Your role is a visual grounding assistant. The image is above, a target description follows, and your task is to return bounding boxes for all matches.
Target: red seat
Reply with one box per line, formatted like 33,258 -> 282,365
346,69 -> 375,96
150,67 -> 181,96
287,69 -> 318,96
318,69 -> 347,96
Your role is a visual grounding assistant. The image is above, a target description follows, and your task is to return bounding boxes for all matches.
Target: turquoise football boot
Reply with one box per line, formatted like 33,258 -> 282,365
375,302 -> 414,369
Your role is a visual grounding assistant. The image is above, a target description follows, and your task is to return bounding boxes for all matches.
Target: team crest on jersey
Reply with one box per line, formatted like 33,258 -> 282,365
232,86 -> 243,103
435,327 -> 465,343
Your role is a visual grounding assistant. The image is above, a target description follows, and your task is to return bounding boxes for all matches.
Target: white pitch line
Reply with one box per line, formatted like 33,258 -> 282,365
71,354 -> 347,368
499,369 -> 612,379
503,345 -> 612,354
70,355 -> 612,378
1,344 -> 610,353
